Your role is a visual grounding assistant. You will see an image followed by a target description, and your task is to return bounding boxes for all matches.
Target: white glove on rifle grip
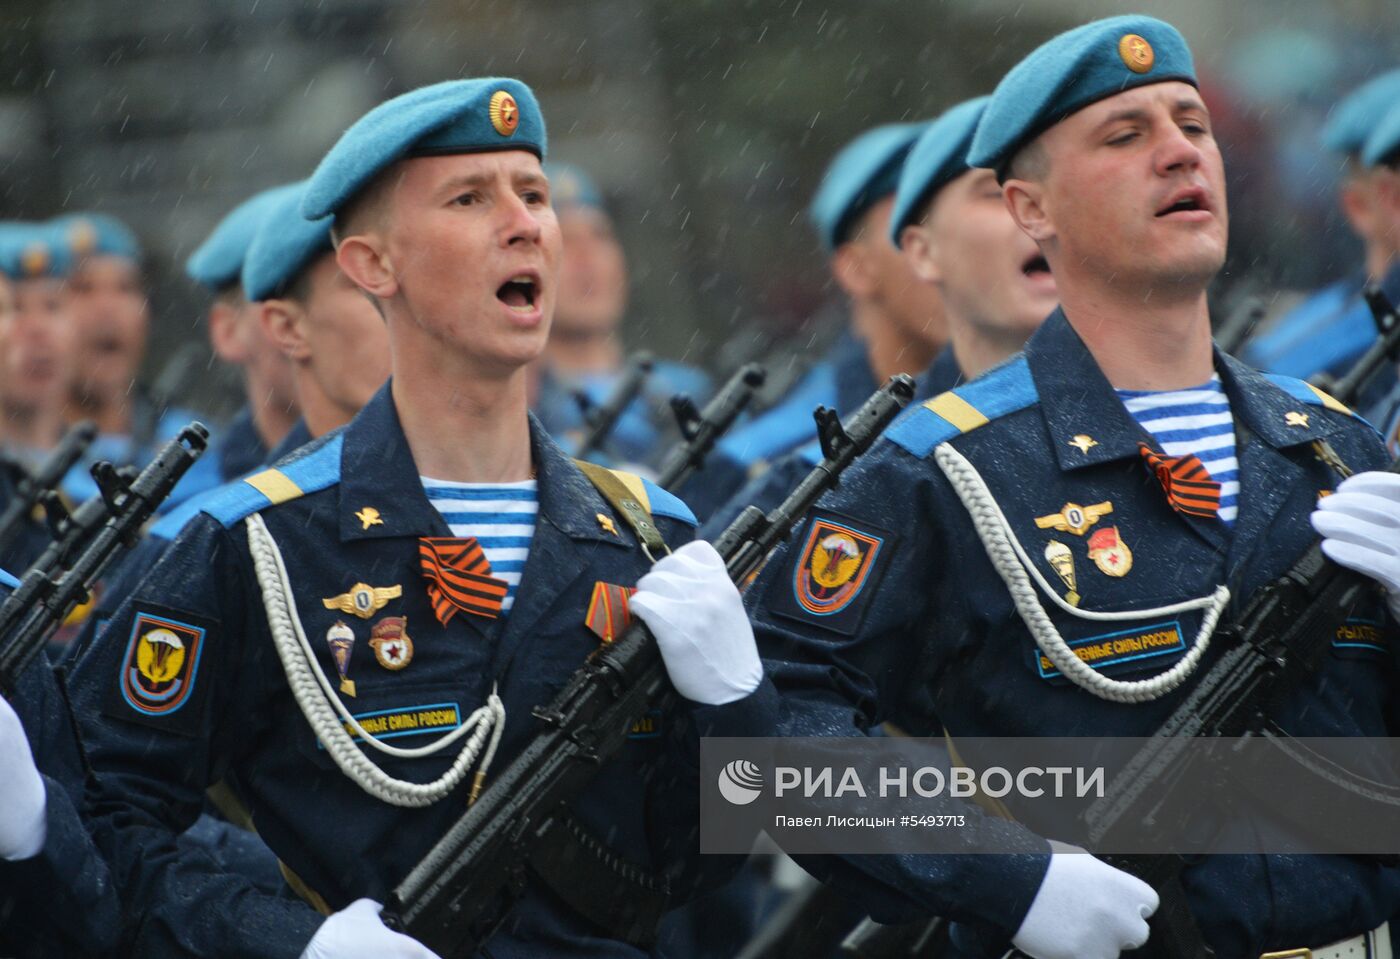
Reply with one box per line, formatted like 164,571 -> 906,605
1012,841 -> 1158,959
0,694 -> 47,861
631,540 -> 763,706
300,899 -> 442,959
1311,471 -> 1400,622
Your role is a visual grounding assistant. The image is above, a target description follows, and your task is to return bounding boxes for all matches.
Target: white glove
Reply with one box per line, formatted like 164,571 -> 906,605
300,899 -> 442,959
1012,841 -> 1157,959
0,694 -> 47,861
1311,471 -> 1400,621
631,540 -> 763,705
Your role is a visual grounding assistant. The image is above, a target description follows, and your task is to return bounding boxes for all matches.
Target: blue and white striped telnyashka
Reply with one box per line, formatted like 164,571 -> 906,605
420,477 -> 539,612
1117,375 -> 1238,526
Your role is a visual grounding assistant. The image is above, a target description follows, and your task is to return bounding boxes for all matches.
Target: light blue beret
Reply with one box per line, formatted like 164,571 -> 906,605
186,185 -> 293,291
1363,100 -> 1400,169
545,162 -> 606,213
302,77 -> 547,221
890,97 -> 991,246
968,15 -> 1197,173
0,223 -> 73,280
1322,69 -> 1400,156
242,182 -> 335,301
809,123 -> 926,252
50,212 -> 141,262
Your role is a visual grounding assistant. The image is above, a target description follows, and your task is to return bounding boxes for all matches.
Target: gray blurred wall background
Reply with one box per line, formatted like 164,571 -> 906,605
0,0 -> 1395,416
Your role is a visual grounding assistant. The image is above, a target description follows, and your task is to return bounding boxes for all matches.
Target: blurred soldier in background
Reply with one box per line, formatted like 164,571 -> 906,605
53,213 -> 203,509
0,224 -> 78,572
1241,69 -> 1400,384
181,185 -> 303,495
680,122 -> 947,521
1351,99 -> 1400,452
533,161 -> 712,466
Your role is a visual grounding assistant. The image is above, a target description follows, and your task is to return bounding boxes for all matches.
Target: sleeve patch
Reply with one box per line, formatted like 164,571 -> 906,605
767,511 -> 896,635
103,604 -> 216,737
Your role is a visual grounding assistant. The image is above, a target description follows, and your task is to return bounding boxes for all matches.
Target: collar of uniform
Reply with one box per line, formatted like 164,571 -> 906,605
1214,349 -> 1346,450
336,382 -> 625,547
1028,309 -> 1157,472
921,344 -> 965,399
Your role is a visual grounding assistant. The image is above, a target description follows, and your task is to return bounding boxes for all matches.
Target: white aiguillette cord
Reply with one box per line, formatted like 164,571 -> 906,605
933,442 -> 1230,704
246,513 -> 506,807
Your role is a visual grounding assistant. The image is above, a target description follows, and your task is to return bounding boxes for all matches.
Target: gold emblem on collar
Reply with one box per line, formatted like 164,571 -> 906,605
1285,411 -> 1310,428
355,507 -> 384,530
596,513 -> 618,536
1035,501 -> 1114,537
1068,434 -> 1099,454
323,583 -> 403,620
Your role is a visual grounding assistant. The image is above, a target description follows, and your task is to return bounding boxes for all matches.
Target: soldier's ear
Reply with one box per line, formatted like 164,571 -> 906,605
207,299 -> 249,365
1003,177 -> 1054,244
259,299 -> 311,362
900,224 -> 942,286
336,234 -> 398,301
831,242 -> 875,299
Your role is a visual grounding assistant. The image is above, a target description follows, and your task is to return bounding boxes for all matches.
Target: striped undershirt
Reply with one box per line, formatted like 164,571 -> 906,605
1116,375 -> 1239,526
421,477 -> 538,612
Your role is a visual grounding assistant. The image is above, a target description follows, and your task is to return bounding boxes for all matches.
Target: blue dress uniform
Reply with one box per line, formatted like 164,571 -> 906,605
0,567 -> 121,958
67,383 -> 775,958
746,310 -> 1400,956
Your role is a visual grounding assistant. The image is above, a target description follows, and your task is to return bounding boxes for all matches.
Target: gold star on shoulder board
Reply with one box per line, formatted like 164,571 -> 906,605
1285,411 -> 1310,428
596,512 -> 618,536
1068,434 -> 1099,454
355,507 -> 384,530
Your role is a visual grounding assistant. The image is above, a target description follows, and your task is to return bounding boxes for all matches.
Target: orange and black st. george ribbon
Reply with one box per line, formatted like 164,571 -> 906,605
419,537 -> 509,625
1138,443 -> 1221,519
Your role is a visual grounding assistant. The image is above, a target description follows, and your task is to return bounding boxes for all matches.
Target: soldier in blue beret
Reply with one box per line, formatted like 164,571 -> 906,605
680,122 -> 948,522
1351,104 -> 1400,453
702,96 -> 1059,539
179,186 -> 304,496
67,76 -> 773,959
532,161 -> 714,467
1240,68 -> 1400,386
52,212 -> 205,512
0,225 -> 83,573
747,15 -> 1400,958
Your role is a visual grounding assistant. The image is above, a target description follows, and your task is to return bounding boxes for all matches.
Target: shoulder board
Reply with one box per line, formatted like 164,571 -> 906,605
1264,374 -> 1355,417
888,357 -> 1037,458
716,363 -> 836,466
201,433 -> 344,528
150,483 -> 227,540
638,475 -> 698,526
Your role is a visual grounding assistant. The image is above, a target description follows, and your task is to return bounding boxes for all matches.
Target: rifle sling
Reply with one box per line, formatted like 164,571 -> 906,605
574,460 -> 668,558
526,811 -> 670,948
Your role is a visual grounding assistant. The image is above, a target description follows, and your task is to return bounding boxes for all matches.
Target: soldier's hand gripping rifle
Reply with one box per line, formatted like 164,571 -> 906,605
574,351 -> 655,460
1308,284 -> 1400,409
656,363 -> 766,491
0,421 -> 97,561
1080,451 -> 1400,958
0,424 -> 208,694
381,375 -> 917,958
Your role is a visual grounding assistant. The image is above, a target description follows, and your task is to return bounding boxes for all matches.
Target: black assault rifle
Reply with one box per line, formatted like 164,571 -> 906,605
1308,284 -> 1400,409
574,351 -> 655,460
381,374 -> 918,957
0,421 -> 97,562
656,363 -> 766,491
0,424 -> 207,694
